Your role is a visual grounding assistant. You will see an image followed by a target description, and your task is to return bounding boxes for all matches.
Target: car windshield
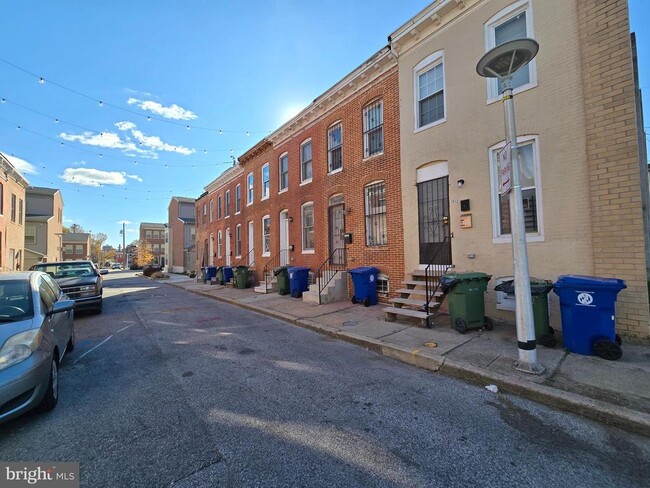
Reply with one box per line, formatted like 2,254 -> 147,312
31,263 -> 97,279
0,280 -> 34,322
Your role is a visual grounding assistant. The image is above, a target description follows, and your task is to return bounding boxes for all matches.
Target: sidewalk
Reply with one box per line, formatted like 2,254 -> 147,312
161,273 -> 650,436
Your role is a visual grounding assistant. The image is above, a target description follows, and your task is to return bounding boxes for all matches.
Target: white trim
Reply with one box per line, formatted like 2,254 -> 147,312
416,162 -> 449,183
301,201 -> 315,252
235,183 -> 241,215
261,163 -> 270,200
328,168 -> 343,176
488,135 -> 544,243
413,50 -> 446,132
246,172 -> 254,205
235,224 -> 242,259
278,152 -> 289,192
300,138 -> 313,183
299,179 -> 312,186
262,214 -> 271,256
484,0 -> 537,103
217,230 -> 223,259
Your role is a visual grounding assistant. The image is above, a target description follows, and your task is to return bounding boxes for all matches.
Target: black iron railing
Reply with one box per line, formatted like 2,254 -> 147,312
262,249 -> 289,293
316,248 -> 347,305
234,248 -> 254,268
424,236 -> 453,325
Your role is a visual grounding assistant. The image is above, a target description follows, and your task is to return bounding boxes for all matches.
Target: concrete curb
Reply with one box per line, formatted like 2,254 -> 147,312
166,281 -> 650,437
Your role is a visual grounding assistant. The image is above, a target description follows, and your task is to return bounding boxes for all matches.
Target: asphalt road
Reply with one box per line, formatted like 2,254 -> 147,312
1,271 -> 648,487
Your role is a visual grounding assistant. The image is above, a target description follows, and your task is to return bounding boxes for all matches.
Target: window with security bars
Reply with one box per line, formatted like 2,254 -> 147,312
365,182 -> 387,246
327,123 -> 342,172
376,275 -> 389,295
417,61 -> 444,128
363,100 -> 383,157
279,154 -> 289,191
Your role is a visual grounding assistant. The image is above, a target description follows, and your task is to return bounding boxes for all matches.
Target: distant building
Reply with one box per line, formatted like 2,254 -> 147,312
0,153 -> 29,271
62,233 -> 91,261
24,186 -> 63,269
167,196 -> 196,273
139,222 -> 166,266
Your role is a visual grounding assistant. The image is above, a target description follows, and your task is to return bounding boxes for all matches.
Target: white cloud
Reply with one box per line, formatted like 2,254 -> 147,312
2,153 -> 38,175
59,130 -> 153,157
130,129 -> 194,155
60,168 -> 143,187
125,88 -> 157,99
72,160 -> 87,167
115,121 -> 136,131
127,97 -> 198,121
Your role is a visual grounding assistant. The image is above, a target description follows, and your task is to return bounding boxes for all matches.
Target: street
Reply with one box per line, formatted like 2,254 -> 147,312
1,271 -> 648,487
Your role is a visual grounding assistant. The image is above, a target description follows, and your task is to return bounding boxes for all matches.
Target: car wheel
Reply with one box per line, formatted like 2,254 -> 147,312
66,325 -> 75,353
37,358 -> 59,412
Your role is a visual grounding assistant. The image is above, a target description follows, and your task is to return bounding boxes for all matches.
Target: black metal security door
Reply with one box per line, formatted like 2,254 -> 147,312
417,176 -> 451,264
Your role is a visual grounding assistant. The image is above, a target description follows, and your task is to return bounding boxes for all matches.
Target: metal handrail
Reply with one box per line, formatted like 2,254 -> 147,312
234,248 -> 255,268
262,249 -> 289,294
316,248 -> 347,305
424,236 -> 453,326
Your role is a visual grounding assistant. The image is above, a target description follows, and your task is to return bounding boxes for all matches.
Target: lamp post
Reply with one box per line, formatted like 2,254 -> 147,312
476,38 -> 543,374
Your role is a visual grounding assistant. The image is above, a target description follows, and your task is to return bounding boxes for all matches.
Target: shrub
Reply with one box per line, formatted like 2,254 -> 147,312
143,266 -> 162,277
151,271 -> 168,279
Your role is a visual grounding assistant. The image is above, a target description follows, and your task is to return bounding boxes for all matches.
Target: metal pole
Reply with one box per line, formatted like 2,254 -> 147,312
502,79 -> 544,374
122,222 -> 126,267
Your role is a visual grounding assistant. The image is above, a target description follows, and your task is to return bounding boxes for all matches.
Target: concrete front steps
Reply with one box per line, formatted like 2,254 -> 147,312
254,272 -> 277,294
303,271 -> 348,304
383,269 -> 444,327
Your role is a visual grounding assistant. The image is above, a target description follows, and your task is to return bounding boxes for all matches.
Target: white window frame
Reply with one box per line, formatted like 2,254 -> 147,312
300,139 -> 312,185
25,225 -> 37,245
217,230 -> 223,258
261,163 -> 270,200
235,224 -> 242,258
484,0 -> 537,103
235,184 -> 241,214
247,172 -> 254,206
413,50 -> 446,132
363,99 -> 384,158
262,215 -> 271,256
488,135 -> 544,243
301,202 -> 315,254
278,152 -> 289,193
327,122 -> 343,174
217,195 -> 222,219
209,199 -> 214,222
225,190 -> 231,218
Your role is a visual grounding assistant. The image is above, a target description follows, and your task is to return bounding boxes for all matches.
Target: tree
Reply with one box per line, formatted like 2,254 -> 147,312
135,239 -> 154,267
66,223 -> 85,234
90,233 -> 108,263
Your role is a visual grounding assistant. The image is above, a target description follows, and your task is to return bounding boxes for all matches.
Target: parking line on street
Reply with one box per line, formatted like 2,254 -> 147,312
74,335 -> 113,363
116,324 -> 134,333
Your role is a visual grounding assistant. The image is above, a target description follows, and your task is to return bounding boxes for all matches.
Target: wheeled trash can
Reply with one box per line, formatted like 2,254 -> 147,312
441,272 -> 493,334
233,266 -> 249,289
274,266 -> 291,295
288,266 -> 310,298
348,266 -> 379,307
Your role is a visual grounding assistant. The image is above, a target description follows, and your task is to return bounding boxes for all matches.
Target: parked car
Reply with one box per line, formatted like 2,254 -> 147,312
29,260 -> 106,314
111,263 -> 122,270
0,271 -> 75,423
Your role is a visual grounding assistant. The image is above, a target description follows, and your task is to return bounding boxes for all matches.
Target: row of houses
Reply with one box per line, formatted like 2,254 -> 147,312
0,153 -> 96,269
181,0 -> 649,340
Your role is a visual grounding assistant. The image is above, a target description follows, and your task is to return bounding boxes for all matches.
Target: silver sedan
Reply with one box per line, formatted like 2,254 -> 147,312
0,271 -> 75,423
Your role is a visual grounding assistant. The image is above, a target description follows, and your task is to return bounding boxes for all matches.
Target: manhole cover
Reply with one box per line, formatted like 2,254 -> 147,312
424,342 -> 438,348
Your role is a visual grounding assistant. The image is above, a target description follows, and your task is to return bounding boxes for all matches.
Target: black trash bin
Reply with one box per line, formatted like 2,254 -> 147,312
274,266 -> 290,295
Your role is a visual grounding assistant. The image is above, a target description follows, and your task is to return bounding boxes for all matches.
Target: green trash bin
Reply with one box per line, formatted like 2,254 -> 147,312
494,278 -> 556,347
274,266 -> 290,295
234,266 -> 249,289
441,272 -> 493,334
216,266 -> 224,285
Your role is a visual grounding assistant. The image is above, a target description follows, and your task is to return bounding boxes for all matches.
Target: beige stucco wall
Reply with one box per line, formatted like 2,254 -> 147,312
48,192 -> 64,262
396,0 -> 648,337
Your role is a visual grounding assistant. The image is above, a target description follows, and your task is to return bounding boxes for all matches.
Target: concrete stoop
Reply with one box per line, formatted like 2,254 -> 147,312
254,274 -> 277,294
303,271 -> 348,304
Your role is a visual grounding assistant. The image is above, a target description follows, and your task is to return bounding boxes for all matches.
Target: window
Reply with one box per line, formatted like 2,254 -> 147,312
218,230 -> 223,258
247,173 -> 254,205
415,52 -> 445,129
235,224 -> 242,257
225,190 -> 231,217
217,195 -> 222,219
235,184 -> 241,214
153,243 -> 160,252
489,136 -> 542,240
486,1 -> 536,100
363,100 -> 383,157
301,203 -> 314,251
65,244 -> 73,254
300,140 -> 312,183
18,199 -> 23,225
209,200 -> 214,222
153,231 -> 160,239
25,225 -> 36,245
0,183 -> 3,214
377,274 -> 389,295
10,194 -> 16,223
146,230 -> 152,239
75,244 -> 83,255
365,181 -> 387,246
261,164 -> 270,199
327,123 -> 343,173
279,153 -> 289,191
262,216 -> 271,255
202,204 -> 207,224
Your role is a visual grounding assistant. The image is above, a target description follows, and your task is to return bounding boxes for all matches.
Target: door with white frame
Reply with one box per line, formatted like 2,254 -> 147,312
416,162 -> 451,266
279,210 -> 290,266
225,228 -> 231,266
248,221 -> 254,266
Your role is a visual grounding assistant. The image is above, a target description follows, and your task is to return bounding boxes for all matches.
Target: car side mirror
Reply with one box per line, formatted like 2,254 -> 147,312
99,269 -> 109,275
47,299 -> 76,316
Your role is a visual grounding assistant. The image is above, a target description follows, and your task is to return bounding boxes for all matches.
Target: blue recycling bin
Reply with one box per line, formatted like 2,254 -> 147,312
553,275 -> 627,360
349,266 -> 379,307
288,266 -> 310,298
222,266 -> 233,284
204,266 -> 217,282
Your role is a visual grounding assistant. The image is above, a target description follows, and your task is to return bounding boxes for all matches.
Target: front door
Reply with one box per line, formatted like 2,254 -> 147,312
279,211 -> 290,266
225,228 -> 231,266
328,202 -> 346,265
248,221 -> 254,266
417,176 -> 451,264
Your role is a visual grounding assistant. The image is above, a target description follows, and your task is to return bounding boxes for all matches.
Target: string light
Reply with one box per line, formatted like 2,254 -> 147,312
38,77 -> 45,84
99,101 -> 104,107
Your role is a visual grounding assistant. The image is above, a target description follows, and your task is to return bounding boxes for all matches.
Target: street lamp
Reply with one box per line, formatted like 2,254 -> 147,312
476,38 -> 543,374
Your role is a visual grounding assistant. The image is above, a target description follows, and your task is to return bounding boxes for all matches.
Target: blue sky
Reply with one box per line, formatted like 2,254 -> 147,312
0,0 -> 647,248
